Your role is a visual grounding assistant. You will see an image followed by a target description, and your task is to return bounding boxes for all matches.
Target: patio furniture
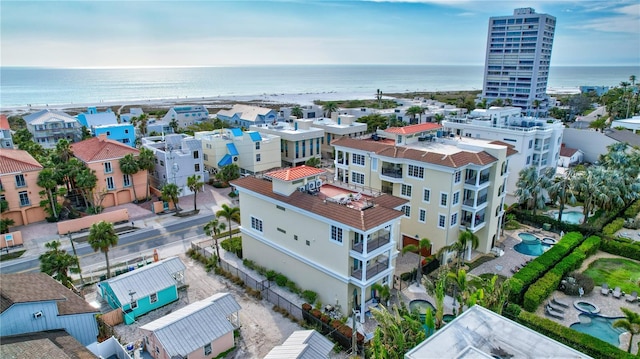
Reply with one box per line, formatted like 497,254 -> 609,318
625,291 -> 638,303
552,295 -> 569,308
545,305 -> 564,319
600,283 -> 610,296
547,301 -> 565,314
612,286 -> 622,299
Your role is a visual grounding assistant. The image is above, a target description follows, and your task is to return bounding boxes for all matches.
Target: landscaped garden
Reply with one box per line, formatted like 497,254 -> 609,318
583,258 -> 640,294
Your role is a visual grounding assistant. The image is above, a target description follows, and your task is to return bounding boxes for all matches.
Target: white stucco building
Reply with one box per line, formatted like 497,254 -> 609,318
251,119 -> 324,167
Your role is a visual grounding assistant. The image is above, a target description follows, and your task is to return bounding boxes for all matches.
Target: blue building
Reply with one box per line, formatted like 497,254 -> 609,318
579,86 -> 610,97
77,107 -> 136,147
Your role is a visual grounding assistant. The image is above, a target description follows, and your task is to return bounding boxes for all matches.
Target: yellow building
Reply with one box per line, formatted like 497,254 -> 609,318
332,123 -> 516,261
0,149 -> 46,227
232,166 -> 407,321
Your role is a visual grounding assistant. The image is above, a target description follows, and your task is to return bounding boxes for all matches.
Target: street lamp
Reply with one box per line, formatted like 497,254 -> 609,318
68,231 -> 84,288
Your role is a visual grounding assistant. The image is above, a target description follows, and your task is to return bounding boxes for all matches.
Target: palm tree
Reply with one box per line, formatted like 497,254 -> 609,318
54,139 -> 74,163
454,229 -> 479,269
37,167 -> 60,219
422,268 -> 447,329
514,166 -> 554,216
305,157 -> 321,168
187,174 -> 204,211
401,238 -> 431,285
447,268 -> 471,315
434,113 -> 444,124
322,102 -> 338,118
613,308 -> 640,353
161,183 -> 182,213
39,240 -> 79,288
137,147 -> 156,200
87,221 -> 119,279
204,218 -> 226,263
371,282 -> 392,306
216,204 -> 240,242
75,167 -> 97,209
290,106 -> 303,119
548,169 -> 577,224
376,89 -> 383,108
405,106 -> 424,124
119,153 -> 140,202
169,118 -> 179,133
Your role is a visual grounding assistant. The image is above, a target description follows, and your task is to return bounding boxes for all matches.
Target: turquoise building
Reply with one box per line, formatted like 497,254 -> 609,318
77,107 -> 136,147
98,257 -> 186,325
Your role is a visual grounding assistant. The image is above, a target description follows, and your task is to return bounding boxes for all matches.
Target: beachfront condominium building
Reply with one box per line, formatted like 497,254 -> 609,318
217,104 -> 278,129
0,149 -> 46,227
23,109 -> 82,149
194,128 -> 281,176
162,105 -> 209,129
142,134 -> 206,196
481,8 -> 556,115
312,114 -> 368,159
443,106 -> 563,197
251,119 -> 323,167
331,123 -> 516,260
232,166 -> 407,322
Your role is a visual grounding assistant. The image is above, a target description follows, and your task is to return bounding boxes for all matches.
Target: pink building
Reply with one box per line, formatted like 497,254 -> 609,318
0,149 -> 46,227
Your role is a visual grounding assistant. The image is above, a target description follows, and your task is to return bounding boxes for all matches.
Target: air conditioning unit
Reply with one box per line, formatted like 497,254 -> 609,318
316,179 -> 322,188
233,156 -> 239,162
307,181 -> 316,190
33,311 -> 43,319
298,186 -> 306,192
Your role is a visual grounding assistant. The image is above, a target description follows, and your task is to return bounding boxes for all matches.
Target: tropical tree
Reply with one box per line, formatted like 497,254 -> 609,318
291,106 -> 303,119
371,282 -> 392,306
137,147 -> 156,200
169,118 -> 179,133
532,99 -> 541,117
613,307 -> 640,354
453,229 -> 479,269
405,106 -> 424,124
422,268 -> 447,329
75,167 -> 98,209
216,163 -> 240,185
433,113 -> 445,124
0,187 -> 14,234
401,238 -> 431,284
589,117 -> 608,132
87,221 -> 119,279
216,204 -> 240,242
54,139 -> 74,163
37,167 -> 62,220
322,102 -> 338,118
376,89 -> 383,108
447,268 -> 471,315
187,174 -> 204,211
514,166 -> 554,216
204,218 -> 226,264
548,169 -> 577,224
119,153 -> 140,202
369,304 -> 426,359
305,157 -> 321,168
161,183 -> 182,213
39,240 -> 79,288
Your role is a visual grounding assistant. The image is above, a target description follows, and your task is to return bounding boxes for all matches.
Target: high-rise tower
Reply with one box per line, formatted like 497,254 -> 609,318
481,8 -> 556,115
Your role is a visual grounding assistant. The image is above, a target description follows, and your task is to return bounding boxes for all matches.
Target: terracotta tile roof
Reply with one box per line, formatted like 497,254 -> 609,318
489,140 -> 518,157
266,165 -> 326,181
71,135 -> 139,163
0,273 -> 98,315
384,123 -> 442,135
332,138 -> 497,168
0,149 -> 43,174
559,146 -> 579,157
0,115 -> 9,130
232,177 -> 407,230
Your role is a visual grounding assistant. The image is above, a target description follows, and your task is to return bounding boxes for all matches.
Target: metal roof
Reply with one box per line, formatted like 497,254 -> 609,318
230,128 -> 243,137
218,154 -> 232,167
139,293 -> 240,357
264,330 -> 334,359
248,132 -> 263,142
102,257 -> 185,305
226,143 -> 239,156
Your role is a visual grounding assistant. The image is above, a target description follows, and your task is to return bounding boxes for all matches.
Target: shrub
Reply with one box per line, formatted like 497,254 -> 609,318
266,270 -> 278,281
602,218 -> 625,236
302,290 -> 318,304
286,280 -> 300,294
523,270 -> 562,312
623,199 -> 640,218
562,272 -> 595,296
275,274 -> 288,287
577,235 -> 601,256
302,303 -> 312,312
503,303 -> 522,320
600,237 -> 640,261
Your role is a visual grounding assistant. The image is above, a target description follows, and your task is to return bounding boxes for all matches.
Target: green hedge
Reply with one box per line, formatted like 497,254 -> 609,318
623,199 -> 640,218
512,210 -> 585,233
602,218 -> 625,236
600,237 -> 640,261
516,311 -> 636,359
577,235 -> 601,256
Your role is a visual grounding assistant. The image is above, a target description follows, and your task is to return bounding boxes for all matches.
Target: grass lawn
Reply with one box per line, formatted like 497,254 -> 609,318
583,257 -> 640,294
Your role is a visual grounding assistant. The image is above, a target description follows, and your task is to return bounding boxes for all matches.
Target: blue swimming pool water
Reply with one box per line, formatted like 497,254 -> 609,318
551,211 -> 584,224
570,314 -> 625,346
514,233 -> 551,256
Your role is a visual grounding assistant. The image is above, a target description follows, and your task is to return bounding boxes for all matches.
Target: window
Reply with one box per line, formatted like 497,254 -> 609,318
528,140 -> 533,149
150,293 -> 158,303
131,301 -> 138,310
251,216 -> 263,232
438,214 -> 446,229
195,164 -> 200,172
371,158 -> 378,171
255,141 -> 260,150
203,154 -> 208,161
401,184 -> 412,197
193,151 -> 199,159
19,191 -> 30,206
15,174 -> 26,188
452,191 -> 460,206
451,213 -> 458,226
331,225 -> 343,243
407,165 -> 424,178
125,129 -> 129,134
440,193 -> 448,207
204,343 -> 212,356
352,172 -> 364,185
294,235 -> 298,241
423,188 -> 431,203
276,205 -> 285,211
454,171 -> 461,183
123,174 -> 131,187
106,177 -> 115,190
352,153 -> 365,166
526,156 -> 531,165
277,227 -> 286,234
419,208 -> 426,223
256,154 -> 261,162
402,205 -> 411,218
106,131 -> 111,136
104,162 -> 113,173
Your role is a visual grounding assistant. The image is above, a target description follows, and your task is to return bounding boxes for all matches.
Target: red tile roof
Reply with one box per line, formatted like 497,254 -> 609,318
559,147 -> 579,157
232,177 -> 407,230
0,149 -> 43,174
0,115 -> 9,130
266,165 -> 326,181
489,140 -> 518,157
332,138 -> 497,168
384,123 -> 442,135
1,273 -> 98,315
71,135 -> 139,163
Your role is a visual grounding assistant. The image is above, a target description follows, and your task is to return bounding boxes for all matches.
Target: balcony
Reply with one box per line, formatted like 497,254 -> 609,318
351,260 -> 390,281
381,167 -> 402,178
461,212 -> 486,232
478,174 -> 490,185
352,233 -> 391,254
336,157 -> 349,166
462,195 -> 487,208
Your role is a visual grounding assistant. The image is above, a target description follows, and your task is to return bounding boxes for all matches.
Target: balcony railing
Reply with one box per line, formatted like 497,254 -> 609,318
381,168 -> 402,178
465,177 -> 477,185
351,261 -> 389,281
336,158 -> 349,165
463,195 -> 487,207
462,214 -> 486,228
352,234 -> 391,254
479,174 -> 490,185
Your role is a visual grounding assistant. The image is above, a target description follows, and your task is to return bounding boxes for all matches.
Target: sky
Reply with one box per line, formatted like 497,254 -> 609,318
1,0 -> 639,68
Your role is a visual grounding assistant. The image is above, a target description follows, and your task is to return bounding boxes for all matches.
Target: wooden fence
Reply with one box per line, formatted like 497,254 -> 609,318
101,308 -> 123,327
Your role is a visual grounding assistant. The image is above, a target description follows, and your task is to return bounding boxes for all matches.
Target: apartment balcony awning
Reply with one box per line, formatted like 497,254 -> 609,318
226,143 -> 239,156
218,154 -> 233,167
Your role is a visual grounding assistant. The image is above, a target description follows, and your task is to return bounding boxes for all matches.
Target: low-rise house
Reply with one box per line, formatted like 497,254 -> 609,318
251,120 -> 323,167
139,292 -> 241,359
1,330 -> 100,359
279,104 -> 324,120
217,104 -> 277,129
98,257 -> 186,325
312,114 -> 367,159
264,330 -> 334,359
611,115 -> 640,134
0,115 -> 14,149
23,109 -> 82,149
71,134 -> 147,207
195,128 -> 281,176
120,107 -> 144,123
0,273 -> 99,346
77,107 -> 135,146
162,105 -> 209,129
558,145 -> 583,168
0,148 -> 46,227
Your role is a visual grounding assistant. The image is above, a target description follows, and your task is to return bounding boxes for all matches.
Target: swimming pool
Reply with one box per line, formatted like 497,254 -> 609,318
514,233 -> 551,256
570,314 -> 625,346
409,299 -> 435,321
550,210 -> 584,224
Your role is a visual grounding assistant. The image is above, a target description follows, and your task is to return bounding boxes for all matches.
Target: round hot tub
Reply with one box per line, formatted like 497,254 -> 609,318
541,237 -> 557,245
573,300 -> 600,314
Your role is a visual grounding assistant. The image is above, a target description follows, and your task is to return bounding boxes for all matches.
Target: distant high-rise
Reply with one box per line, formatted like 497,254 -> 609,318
481,8 -> 556,115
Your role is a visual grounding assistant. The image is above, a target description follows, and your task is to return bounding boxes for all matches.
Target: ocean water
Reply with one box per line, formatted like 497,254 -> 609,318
0,65 -> 635,108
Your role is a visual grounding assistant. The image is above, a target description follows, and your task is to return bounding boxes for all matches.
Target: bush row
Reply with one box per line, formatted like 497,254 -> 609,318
511,210 -> 585,233
602,218 -> 625,236
243,258 -> 318,304
623,199 -> 640,218
600,237 -> 640,261
516,311 -> 636,359
510,232 -> 584,303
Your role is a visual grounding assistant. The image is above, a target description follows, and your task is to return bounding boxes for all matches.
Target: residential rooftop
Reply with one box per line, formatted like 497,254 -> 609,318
0,330 -> 98,359
71,134 -> 139,162
0,148 -> 43,174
